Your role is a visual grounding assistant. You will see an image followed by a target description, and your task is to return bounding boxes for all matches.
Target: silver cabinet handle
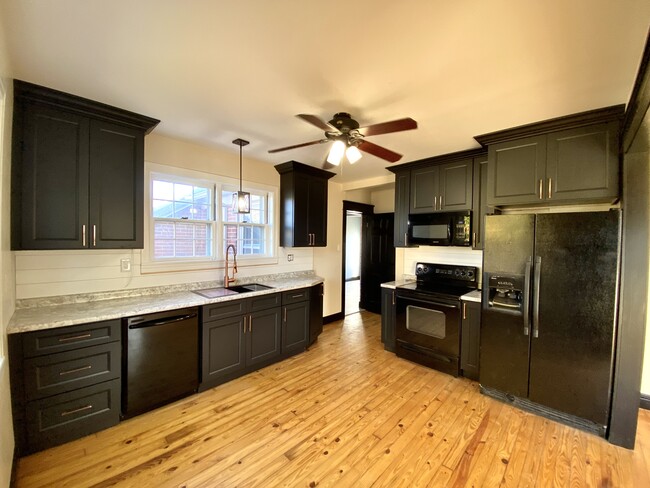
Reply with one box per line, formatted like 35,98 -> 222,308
472,232 -> 477,248
439,195 -> 443,210
404,232 -> 408,246
82,224 -> 86,247
284,307 -> 287,322
532,256 -> 542,338
61,404 -> 93,417
433,196 -> 437,210
462,302 -> 467,320
248,315 -> 252,333
59,365 -> 92,376
392,290 -> 395,306
523,257 -> 532,336
92,225 -> 97,247
243,316 -> 246,334
58,333 -> 92,343
538,179 -> 543,199
548,178 -> 552,199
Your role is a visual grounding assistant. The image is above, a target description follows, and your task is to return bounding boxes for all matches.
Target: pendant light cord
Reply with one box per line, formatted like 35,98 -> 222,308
239,144 -> 243,192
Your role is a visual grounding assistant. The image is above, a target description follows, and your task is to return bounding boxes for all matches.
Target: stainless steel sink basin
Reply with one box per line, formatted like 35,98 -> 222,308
193,283 -> 273,298
226,283 -> 274,293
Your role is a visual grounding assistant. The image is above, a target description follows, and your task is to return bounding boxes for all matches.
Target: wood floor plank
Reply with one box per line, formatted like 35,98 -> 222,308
14,311 -> 650,488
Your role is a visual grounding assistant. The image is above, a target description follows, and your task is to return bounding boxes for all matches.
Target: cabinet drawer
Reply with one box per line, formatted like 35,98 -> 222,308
282,288 -> 309,305
203,299 -> 248,322
250,293 -> 281,312
24,342 -> 121,401
23,320 -> 121,358
25,379 -> 120,453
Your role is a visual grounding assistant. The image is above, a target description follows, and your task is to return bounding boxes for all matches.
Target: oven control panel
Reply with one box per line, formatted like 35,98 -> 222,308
415,262 -> 477,283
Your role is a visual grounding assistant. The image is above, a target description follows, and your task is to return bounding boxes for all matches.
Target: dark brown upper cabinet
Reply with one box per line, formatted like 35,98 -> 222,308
409,159 -> 473,213
471,153 -> 492,250
275,161 -> 335,247
12,80 -> 159,250
475,106 -> 624,207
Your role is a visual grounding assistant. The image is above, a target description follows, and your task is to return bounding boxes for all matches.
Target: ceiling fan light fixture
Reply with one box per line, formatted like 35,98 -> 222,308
346,145 -> 362,164
232,138 -> 251,214
327,140 -> 346,166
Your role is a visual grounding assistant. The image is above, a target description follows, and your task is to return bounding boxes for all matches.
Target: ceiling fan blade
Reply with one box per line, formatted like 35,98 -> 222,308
359,117 -> 417,137
357,140 -> 403,163
297,114 -> 336,131
268,139 -> 328,154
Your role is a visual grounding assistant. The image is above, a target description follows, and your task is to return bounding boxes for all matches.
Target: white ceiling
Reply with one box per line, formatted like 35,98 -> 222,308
2,0 -> 649,184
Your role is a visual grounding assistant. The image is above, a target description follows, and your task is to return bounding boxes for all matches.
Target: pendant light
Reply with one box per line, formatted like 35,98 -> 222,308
232,138 -> 250,213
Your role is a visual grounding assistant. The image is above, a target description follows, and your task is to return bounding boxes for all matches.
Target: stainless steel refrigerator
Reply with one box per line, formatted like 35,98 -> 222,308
480,211 -> 621,436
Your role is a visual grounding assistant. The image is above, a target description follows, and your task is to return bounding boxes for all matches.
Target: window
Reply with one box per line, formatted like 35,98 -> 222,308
146,166 -> 276,270
152,179 -> 214,260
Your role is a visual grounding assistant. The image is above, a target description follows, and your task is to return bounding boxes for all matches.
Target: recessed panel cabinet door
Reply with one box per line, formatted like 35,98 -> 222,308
248,308 -> 282,366
393,171 -> 410,247
89,120 -> 144,248
410,166 -> 438,213
20,105 -> 89,249
546,122 -> 619,202
308,176 -> 328,246
439,159 -> 473,210
282,301 -> 309,355
202,316 -> 246,383
487,135 -> 546,206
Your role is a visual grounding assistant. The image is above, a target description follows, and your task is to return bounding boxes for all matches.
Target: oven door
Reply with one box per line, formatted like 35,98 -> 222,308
395,290 -> 461,376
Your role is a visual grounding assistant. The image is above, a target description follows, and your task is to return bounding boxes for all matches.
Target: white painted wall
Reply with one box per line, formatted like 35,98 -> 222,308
345,214 -> 361,280
0,8 -> 15,485
371,187 -> 395,213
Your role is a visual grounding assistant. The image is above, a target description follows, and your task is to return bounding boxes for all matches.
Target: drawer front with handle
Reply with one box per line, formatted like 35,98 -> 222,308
23,342 -> 121,400
203,299 -> 248,322
25,379 -> 121,452
282,288 -> 309,305
250,293 -> 281,312
22,319 -> 121,358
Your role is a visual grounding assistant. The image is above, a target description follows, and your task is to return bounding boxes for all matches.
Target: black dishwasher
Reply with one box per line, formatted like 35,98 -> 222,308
122,307 -> 199,418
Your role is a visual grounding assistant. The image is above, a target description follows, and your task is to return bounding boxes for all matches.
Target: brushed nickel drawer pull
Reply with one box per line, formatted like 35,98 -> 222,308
472,232 -> 477,248
392,291 -> 395,306
243,317 -> 246,334
538,179 -> 543,199
82,224 -> 86,247
284,307 -> 287,322
463,303 -> 467,320
433,196 -> 437,209
548,178 -> 552,199
59,365 -> 92,376
292,294 -> 304,299
58,333 -> 92,343
61,404 -> 93,417
248,315 -> 252,333
439,195 -> 443,210
92,225 -> 97,247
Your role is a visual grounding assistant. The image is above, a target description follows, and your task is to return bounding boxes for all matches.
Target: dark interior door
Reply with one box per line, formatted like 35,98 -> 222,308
360,213 -> 395,313
528,211 -> 620,426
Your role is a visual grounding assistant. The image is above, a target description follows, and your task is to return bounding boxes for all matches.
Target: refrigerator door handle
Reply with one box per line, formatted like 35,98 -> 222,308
532,256 -> 542,338
523,256 -> 532,336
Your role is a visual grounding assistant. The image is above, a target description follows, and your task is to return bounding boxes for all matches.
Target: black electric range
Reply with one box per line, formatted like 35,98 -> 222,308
395,262 -> 478,376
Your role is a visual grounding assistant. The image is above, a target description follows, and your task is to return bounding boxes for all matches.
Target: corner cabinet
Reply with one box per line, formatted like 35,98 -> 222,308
275,161 -> 335,247
11,80 -> 159,250
475,107 -> 624,207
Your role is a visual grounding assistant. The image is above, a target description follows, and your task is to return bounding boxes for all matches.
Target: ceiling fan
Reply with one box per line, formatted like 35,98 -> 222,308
268,112 -> 417,167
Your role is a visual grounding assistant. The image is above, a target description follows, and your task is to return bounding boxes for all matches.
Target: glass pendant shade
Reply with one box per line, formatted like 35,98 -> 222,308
232,191 -> 250,213
327,140 -> 346,166
346,145 -> 362,164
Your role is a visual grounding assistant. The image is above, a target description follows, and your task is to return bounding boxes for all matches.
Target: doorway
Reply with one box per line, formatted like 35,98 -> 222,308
342,201 -> 374,316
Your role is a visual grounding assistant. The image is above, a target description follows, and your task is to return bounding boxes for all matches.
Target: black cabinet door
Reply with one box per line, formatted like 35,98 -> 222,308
487,135 -> 546,206
361,213 -> 395,314
546,122 -> 619,202
381,288 -> 396,352
472,156 -> 489,250
19,104 -> 89,249
290,172 -> 311,247
89,120 -> 144,248
393,171 -> 410,247
308,284 -> 323,346
410,165 -> 439,213
282,301 -> 309,355
439,159 -> 473,211
202,315 -> 246,384
308,176 -> 328,246
460,300 -> 481,380
248,308 -> 282,366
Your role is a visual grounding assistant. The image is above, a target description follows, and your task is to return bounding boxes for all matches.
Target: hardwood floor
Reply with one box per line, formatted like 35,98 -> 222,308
15,311 -> 650,487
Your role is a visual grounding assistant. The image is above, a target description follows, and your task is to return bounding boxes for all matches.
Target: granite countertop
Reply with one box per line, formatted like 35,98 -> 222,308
8,273 -> 323,334
380,277 -> 416,289
461,290 -> 482,303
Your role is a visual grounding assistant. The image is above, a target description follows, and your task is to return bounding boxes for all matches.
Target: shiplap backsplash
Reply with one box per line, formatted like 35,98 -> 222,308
399,246 -> 483,287
15,248 -> 313,299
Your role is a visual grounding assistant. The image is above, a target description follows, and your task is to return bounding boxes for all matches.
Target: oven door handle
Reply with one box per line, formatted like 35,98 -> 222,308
398,296 -> 459,309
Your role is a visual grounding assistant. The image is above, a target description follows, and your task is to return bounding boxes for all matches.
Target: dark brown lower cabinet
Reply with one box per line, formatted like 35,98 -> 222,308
248,308 -> 282,366
460,300 -> 481,380
9,319 -> 122,455
202,315 -> 247,384
308,283 -> 324,346
381,287 -> 396,352
282,301 -> 309,355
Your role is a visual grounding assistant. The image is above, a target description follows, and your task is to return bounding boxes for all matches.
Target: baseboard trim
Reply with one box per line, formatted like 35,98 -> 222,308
323,312 -> 344,324
641,394 -> 650,410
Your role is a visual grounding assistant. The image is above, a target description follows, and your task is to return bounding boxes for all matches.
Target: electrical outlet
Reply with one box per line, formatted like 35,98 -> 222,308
287,254 -> 294,262
120,258 -> 131,272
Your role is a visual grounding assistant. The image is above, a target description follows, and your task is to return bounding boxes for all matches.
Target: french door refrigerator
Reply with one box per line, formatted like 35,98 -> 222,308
480,210 -> 620,436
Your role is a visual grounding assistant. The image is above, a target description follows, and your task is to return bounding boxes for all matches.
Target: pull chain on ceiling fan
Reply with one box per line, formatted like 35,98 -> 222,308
268,112 -> 417,167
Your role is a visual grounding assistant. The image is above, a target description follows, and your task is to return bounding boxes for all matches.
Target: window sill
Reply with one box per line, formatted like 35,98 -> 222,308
140,256 -> 279,274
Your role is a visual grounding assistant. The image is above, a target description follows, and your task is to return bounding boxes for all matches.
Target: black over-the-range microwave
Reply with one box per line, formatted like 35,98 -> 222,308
407,211 -> 472,246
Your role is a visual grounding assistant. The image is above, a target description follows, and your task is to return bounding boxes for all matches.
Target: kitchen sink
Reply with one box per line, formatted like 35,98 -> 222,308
193,283 -> 273,298
225,283 -> 274,293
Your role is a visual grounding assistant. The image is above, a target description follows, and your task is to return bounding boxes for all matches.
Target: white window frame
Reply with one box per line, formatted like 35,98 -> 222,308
142,162 -> 278,274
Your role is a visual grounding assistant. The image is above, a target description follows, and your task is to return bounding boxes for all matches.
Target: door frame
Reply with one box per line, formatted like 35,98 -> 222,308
341,201 -> 374,316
